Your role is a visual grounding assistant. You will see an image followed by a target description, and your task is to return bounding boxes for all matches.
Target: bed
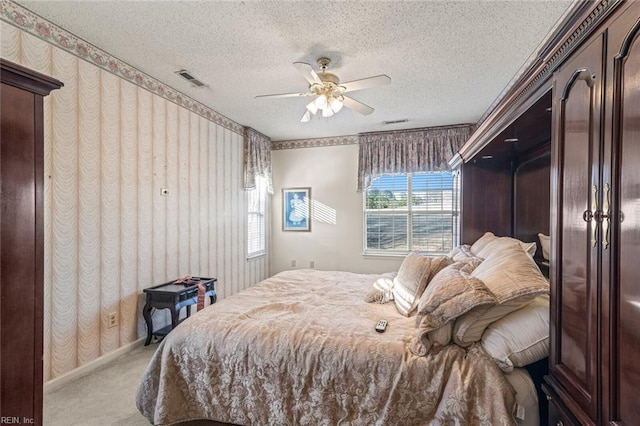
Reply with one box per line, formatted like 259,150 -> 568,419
137,233 -> 549,426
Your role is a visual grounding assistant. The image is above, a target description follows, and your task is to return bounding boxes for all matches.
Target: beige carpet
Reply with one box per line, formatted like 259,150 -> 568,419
44,343 -> 157,425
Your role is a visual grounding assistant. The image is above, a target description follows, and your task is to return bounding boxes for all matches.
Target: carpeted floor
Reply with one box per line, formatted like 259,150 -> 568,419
44,343 -> 157,425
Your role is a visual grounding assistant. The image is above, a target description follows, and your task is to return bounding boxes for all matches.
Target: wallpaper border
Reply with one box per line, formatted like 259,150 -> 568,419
0,0 -> 245,136
271,135 -> 358,150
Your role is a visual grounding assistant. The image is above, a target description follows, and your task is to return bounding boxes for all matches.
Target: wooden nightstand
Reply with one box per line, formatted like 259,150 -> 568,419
142,277 -> 217,345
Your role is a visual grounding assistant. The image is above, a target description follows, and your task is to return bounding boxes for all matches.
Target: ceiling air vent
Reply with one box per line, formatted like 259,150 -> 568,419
383,119 -> 408,125
175,69 -> 208,88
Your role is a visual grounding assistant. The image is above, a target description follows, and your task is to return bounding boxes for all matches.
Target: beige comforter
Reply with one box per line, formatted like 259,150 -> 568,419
136,269 -> 516,425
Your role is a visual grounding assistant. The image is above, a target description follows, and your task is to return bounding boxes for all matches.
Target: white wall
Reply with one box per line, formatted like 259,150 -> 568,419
271,144 -> 403,274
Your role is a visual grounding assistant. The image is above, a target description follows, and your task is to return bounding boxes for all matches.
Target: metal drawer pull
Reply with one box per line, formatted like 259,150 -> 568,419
557,421 -> 564,426
546,394 -> 553,401
602,183 -> 610,249
591,184 -> 598,247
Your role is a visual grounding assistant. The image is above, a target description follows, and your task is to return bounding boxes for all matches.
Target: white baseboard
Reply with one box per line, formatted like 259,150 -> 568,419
44,337 -> 145,394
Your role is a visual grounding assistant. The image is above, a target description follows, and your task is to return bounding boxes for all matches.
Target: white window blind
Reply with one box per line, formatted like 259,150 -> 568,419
364,172 -> 455,255
247,176 -> 267,258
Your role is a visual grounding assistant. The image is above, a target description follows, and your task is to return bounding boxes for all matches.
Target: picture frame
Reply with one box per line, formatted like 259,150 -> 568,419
282,187 -> 311,231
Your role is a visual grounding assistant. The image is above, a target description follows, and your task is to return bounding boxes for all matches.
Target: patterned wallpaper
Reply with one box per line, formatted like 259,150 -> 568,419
1,21 -> 269,380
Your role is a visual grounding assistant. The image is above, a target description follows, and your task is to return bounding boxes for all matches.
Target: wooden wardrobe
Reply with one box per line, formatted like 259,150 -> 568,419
545,1 -> 640,424
1,59 -> 62,424
453,1 -> 640,424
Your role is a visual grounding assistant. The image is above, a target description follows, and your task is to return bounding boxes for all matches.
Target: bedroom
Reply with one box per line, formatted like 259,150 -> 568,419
1,0 -> 639,425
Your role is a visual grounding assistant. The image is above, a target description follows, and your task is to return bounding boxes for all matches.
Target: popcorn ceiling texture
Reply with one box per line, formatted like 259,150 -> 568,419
11,0 -> 573,141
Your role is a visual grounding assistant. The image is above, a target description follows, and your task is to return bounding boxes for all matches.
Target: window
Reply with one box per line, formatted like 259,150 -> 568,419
247,176 -> 267,258
364,172 -> 456,255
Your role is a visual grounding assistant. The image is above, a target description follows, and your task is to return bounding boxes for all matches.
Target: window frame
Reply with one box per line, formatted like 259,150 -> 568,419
246,176 -> 268,259
362,172 -> 456,256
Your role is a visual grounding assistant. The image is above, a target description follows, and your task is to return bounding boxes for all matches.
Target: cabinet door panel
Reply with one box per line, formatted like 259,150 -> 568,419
612,15 -> 640,424
552,34 -> 603,421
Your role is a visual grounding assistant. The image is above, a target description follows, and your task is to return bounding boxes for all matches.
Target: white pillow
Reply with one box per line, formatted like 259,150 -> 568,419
538,233 -> 550,261
481,295 -> 550,372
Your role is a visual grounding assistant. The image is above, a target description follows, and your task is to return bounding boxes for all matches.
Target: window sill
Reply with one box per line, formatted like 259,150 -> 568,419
247,252 -> 266,261
362,252 -> 408,260
362,251 -> 450,259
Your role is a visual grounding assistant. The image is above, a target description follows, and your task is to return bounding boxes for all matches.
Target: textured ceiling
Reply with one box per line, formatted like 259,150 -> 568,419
17,0 -> 574,141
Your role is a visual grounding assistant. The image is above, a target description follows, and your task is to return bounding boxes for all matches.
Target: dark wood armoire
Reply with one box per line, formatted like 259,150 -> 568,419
545,1 -> 640,424
1,59 -> 62,424
452,1 -> 640,425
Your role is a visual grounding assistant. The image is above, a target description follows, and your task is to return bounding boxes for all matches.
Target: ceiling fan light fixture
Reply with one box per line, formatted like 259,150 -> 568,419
256,57 -> 391,123
314,94 -> 328,109
329,96 -> 343,113
306,100 -> 319,114
322,107 -> 334,118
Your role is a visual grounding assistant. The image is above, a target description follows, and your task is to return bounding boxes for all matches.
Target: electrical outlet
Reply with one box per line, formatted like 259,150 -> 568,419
108,312 -> 118,329
291,259 -> 296,267
310,260 -> 315,268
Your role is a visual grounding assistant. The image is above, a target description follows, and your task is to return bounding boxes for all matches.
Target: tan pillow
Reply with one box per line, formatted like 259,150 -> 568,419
447,244 -> 482,263
469,232 -> 497,255
364,273 -> 396,304
412,261 -> 496,355
482,295 -> 550,372
453,245 -> 549,346
392,253 -> 452,316
538,233 -> 550,260
471,232 -> 537,259
409,322 -> 453,356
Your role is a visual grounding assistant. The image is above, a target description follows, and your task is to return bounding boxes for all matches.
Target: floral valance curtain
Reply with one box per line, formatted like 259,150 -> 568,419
357,125 -> 473,192
243,127 -> 273,194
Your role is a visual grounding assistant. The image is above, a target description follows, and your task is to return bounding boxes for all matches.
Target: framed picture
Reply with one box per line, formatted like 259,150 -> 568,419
282,187 -> 311,231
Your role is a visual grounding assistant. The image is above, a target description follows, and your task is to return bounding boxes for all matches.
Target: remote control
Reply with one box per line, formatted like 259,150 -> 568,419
375,319 -> 388,333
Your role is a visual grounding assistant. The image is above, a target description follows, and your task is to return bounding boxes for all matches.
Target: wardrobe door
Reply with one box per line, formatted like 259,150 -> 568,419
1,60 -> 62,425
550,34 -> 604,423
608,10 -> 640,424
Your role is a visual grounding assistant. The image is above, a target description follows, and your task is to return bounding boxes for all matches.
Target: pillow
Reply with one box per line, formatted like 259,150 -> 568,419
482,295 -> 550,372
453,245 -> 550,346
392,253 -> 452,316
470,232 -> 537,259
411,260 -> 496,355
409,322 -> 453,356
538,233 -> 550,261
363,272 -> 396,304
447,244 -> 482,263
469,232 -> 497,255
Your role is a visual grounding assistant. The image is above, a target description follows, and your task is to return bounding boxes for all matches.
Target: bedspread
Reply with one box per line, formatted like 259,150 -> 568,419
136,269 -> 516,425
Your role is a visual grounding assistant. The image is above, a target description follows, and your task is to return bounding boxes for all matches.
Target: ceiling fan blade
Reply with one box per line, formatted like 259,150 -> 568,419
300,110 -> 313,123
293,62 -> 322,85
341,74 -> 391,93
255,91 -> 313,99
342,96 -> 375,115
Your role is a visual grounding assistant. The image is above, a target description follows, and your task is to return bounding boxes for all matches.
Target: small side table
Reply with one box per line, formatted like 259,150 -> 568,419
142,277 -> 217,345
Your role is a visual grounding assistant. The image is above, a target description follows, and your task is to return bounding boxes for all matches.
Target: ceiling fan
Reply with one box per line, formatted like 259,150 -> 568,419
256,58 -> 391,122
